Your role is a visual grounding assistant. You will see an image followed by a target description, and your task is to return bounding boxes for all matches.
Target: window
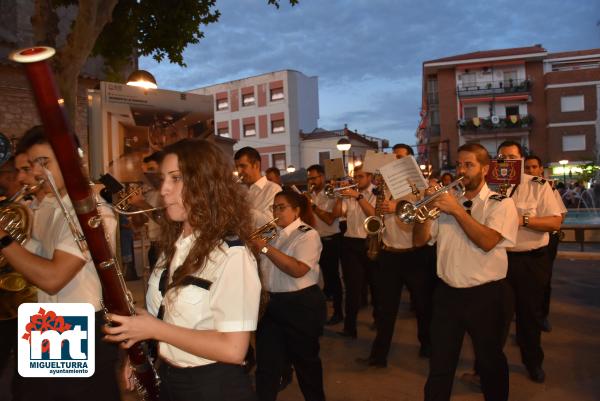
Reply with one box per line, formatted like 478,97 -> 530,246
217,127 -> 230,137
562,134 -> 586,151
503,70 -> 517,88
270,88 -> 284,101
216,98 -> 228,111
272,153 -> 286,170
243,123 -> 256,137
461,72 -> 476,88
561,95 -> 584,112
463,107 -> 477,120
242,93 -> 255,106
505,105 -> 519,116
318,151 -> 330,165
271,119 -> 285,134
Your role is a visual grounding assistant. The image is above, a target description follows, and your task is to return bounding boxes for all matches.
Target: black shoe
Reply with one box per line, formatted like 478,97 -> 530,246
419,344 -> 431,358
337,330 -> 357,339
541,318 -> 552,333
325,314 -> 343,326
355,357 -> 387,368
528,366 -> 546,383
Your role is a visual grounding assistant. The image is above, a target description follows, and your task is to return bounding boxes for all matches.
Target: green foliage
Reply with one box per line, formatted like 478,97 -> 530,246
93,0 -> 299,79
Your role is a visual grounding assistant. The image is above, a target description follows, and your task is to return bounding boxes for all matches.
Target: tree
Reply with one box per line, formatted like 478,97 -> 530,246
29,0 -> 298,126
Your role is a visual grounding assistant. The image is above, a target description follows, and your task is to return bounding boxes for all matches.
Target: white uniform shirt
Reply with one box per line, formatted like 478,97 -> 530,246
429,184 -> 519,288
343,184 -> 376,239
146,233 -> 261,368
509,174 -> 563,252
382,191 -> 415,249
311,189 -> 340,237
32,194 -> 103,310
259,218 -> 322,293
248,176 -> 282,228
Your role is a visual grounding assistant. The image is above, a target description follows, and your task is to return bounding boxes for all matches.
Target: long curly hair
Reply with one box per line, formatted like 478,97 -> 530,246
157,139 -> 253,288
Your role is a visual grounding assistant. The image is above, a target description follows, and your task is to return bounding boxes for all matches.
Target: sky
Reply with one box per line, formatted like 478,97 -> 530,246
140,0 -> 600,148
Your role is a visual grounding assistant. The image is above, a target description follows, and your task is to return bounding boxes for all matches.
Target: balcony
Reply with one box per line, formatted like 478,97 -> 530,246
457,78 -> 530,98
458,114 -> 533,136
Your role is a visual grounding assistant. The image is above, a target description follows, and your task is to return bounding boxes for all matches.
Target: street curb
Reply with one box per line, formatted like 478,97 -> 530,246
557,251 -> 600,260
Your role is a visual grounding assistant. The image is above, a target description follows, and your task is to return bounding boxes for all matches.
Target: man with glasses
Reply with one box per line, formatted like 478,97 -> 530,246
235,147 -> 282,229
306,164 -> 343,325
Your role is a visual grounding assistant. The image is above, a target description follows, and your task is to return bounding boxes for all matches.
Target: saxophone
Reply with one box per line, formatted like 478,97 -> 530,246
364,174 -> 386,261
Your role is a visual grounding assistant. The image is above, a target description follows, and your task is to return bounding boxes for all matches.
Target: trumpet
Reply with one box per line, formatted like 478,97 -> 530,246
234,172 -> 245,184
324,183 -> 358,198
250,217 -> 279,243
395,177 -> 465,224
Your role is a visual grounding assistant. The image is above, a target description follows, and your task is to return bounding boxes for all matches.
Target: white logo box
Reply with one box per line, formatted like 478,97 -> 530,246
18,303 -> 95,378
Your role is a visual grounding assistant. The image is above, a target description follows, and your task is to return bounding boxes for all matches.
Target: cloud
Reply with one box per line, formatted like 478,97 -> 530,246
140,0 -> 600,147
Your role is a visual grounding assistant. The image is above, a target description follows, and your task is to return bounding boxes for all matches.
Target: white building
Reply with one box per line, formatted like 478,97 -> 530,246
189,70 -> 319,172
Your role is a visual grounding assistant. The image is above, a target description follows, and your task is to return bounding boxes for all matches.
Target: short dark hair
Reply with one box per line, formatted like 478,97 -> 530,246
524,155 -> 543,167
392,143 -> 414,156
16,125 -> 47,154
440,172 -> 453,181
307,164 -> 325,175
457,143 -> 490,166
497,140 -> 524,157
265,167 -> 280,177
143,150 -> 164,164
234,146 -> 261,165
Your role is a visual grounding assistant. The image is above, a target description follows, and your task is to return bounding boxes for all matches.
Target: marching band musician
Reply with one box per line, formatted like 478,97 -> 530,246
357,144 -> 434,367
414,143 -> 519,401
1,126 -> 120,401
337,165 -> 376,338
104,139 -> 261,400
249,189 -> 327,401
497,141 -> 563,383
524,154 -> 567,332
235,147 -> 282,228
306,164 -> 344,325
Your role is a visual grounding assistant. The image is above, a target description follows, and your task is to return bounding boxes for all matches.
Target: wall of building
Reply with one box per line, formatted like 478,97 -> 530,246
437,68 -> 459,166
525,60 -> 548,161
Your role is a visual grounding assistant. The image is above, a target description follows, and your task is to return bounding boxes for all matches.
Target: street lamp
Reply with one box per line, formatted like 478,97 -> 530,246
286,165 -> 296,173
336,138 -> 352,174
126,70 -> 158,89
559,159 -> 569,185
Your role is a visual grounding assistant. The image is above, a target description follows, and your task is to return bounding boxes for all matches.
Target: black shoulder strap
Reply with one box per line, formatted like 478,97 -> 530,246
509,184 -> 519,198
180,275 -> 213,290
224,236 -> 243,247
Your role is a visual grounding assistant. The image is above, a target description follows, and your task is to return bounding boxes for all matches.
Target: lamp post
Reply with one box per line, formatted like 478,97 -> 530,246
336,138 -> 352,175
286,165 -> 296,173
126,70 -> 158,89
559,159 -> 569,185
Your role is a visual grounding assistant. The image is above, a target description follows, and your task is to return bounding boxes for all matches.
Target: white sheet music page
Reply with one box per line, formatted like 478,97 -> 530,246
379,156 -> 428,199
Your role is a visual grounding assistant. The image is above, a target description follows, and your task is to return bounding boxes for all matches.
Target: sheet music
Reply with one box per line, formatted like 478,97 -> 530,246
362,150 -> 397,173
379,156 -> 428,199
324,158 -> 345,180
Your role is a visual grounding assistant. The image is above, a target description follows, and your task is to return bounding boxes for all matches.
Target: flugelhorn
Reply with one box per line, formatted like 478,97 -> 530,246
395,176 -> 465,224
250,217 -> 279,243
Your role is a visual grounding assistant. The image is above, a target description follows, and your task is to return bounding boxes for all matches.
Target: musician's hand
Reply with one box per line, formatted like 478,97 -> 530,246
248,237 -> 268,254
121,358 -> 136,391
341,188 -> 359,199
103,307 -> 158,348
430,192 -> 462,216
381,199 -> 398,214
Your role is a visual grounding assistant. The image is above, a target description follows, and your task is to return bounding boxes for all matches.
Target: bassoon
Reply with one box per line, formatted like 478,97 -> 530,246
10,46 -> 160,401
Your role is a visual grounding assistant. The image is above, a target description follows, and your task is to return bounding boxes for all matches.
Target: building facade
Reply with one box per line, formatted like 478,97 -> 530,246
189,70 -> 319,172
417,45 -> 600,174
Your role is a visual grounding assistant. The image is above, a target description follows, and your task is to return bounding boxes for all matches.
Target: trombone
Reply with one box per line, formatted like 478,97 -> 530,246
250,217 -> 279,243
395,177 -> 466,224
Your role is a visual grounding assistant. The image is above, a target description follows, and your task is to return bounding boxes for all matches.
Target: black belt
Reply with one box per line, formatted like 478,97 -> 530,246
507,246 -> 548,256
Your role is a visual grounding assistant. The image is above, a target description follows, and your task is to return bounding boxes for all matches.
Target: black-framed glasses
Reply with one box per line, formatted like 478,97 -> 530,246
463,200 -> 473,215
270,203 -> 291,213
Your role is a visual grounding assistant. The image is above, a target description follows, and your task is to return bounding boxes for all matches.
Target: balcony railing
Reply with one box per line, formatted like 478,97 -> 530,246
457,78 -> 530,97
458,114 -> 533,134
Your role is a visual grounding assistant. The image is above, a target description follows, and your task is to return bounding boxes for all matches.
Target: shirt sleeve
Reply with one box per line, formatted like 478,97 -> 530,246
290,230 -> 322,271
427,220 -> 439,246
53,216 -> 87,262
484,198 -> 519,248
553,189 -> 568,214
537,183 -> 563,217
209,247 -> 261,332
251,183 -> 281,228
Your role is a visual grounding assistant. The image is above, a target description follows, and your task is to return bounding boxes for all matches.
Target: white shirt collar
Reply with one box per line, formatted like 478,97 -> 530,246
280,217 -> 302,238
250,176 -> 268,190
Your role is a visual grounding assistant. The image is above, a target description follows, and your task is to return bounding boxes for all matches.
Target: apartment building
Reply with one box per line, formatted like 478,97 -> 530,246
189,70 -> 319,172
417,45 -> 600,173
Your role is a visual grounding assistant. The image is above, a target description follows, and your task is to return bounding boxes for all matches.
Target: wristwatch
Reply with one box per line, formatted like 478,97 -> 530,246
0,235 -> 14,249
260,245 -> 269,255
523,215 -> 529,227
356,194 -> 364,201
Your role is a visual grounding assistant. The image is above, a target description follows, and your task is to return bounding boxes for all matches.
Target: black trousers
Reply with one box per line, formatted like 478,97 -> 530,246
543,232 -> 560,319
0,318 -> 17,373
340,237 -> 375,333
256,285 -> 327,401
425,280 -> 508,401
506,248 -> 550,371
369,247 -> 434,364
319,234 -> 342,316
158,361 -> 256,401
13,311 -> 120,401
